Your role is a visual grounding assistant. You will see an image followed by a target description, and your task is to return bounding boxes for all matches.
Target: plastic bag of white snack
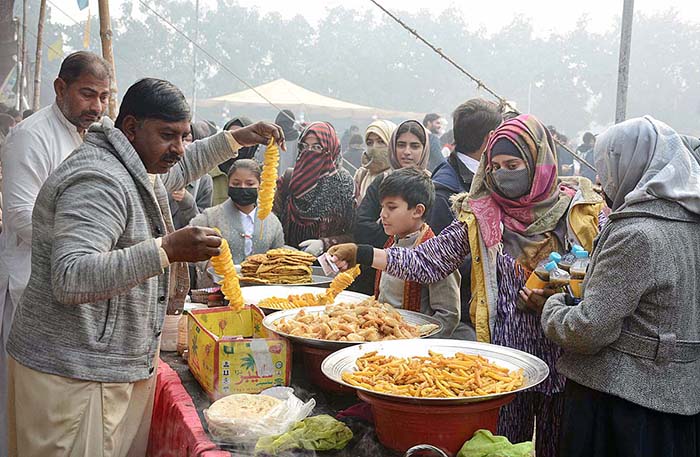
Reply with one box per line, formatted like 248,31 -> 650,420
204,387 -> 316,444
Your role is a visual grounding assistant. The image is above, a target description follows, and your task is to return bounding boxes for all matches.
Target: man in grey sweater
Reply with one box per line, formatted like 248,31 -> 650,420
5,78 -> 284,457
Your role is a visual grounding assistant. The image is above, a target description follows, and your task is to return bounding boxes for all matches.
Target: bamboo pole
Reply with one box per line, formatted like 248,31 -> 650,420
32,0 -> 46,110
20,0 -> 27,108
98,0 -> 118,119
615,0 -> 635,124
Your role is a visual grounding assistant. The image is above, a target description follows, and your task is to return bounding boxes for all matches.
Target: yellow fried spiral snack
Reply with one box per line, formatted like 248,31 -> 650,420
322,265 -> 361,304
210,230 -> 244,311
257,137 -> 279,220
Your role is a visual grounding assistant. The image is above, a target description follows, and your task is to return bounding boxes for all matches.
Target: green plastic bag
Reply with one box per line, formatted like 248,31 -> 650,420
457,430 -> 534,457
255,414 -> 353,455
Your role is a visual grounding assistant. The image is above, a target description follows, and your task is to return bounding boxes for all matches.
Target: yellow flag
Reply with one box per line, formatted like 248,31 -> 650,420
83,11 -> 91,49
47,36 -> 63,62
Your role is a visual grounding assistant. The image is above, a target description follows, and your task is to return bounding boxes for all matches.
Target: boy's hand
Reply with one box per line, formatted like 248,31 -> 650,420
327,243 -> 358,271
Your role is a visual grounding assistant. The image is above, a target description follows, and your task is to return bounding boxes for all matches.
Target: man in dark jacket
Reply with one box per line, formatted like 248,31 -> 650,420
428,99 -> 502,340
423,112 -> 446,172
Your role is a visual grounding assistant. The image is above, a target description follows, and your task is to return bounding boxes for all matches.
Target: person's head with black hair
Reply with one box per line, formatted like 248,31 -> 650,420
422,112 -> 441,134
116,78 -> 192,174
378,166 -> 435,238
227,159 -> 262,212
22,109 -> 34,119
221,116 -> 258,165
452,99 -> 502,160
582,131 -> 596,146
54,51 -> 111,132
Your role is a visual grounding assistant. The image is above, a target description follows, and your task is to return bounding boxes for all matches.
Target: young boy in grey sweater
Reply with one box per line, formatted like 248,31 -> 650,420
374,167 -> 466,338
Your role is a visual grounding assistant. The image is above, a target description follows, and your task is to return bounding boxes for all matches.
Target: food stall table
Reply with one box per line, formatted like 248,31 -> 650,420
148,351 -> 400,457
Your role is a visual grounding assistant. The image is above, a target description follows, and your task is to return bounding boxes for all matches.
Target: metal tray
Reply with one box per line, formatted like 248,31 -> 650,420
262,305 -> 443,350
243,286 -> 369,312
321,339 -> 549,405
208,265 -> 334,287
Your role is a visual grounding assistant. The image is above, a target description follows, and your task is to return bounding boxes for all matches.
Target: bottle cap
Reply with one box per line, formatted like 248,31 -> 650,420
544,261 -> 558,271
571,244 -> 584,253
575,250 -> 589,258
549,252 -> 562,263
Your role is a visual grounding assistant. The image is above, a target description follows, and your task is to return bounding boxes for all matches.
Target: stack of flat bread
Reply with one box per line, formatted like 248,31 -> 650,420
240,249 -> 316,284
205,393 -> 282,442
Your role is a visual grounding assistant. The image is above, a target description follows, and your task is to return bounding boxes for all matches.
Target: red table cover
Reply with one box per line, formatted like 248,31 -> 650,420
148,359 -> 230,457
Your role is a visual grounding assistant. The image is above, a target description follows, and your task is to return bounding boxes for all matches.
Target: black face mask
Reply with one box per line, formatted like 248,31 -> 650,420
228,187 -> 258,206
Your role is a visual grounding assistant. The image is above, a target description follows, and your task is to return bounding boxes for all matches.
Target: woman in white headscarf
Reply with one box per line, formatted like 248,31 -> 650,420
353,119 -> 396,204
541,116 -> 700,457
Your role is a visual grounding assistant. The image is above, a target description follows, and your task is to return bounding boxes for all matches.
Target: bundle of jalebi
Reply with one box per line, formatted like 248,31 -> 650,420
257,137 -> 279,221
210,231 -> 244,311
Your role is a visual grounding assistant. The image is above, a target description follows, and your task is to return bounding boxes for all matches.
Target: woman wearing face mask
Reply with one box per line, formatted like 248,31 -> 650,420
353,119 -> 396,205
191,159 -> 284,286
273,121 -> 355,256
541,117 -> 700,457
329,114 -> 606,456
350,120 -> 429,295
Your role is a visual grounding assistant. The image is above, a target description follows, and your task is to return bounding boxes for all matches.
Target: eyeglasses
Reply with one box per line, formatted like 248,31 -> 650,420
298,142 -> 325,153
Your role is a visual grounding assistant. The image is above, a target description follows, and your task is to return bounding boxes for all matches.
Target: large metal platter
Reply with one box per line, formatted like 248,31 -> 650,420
321,339 -> 549,405
262,305 -> 443,350
208,265 -> 334,287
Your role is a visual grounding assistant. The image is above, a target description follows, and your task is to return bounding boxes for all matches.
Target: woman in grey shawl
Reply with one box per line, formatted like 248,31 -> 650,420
541,116 -> 700,457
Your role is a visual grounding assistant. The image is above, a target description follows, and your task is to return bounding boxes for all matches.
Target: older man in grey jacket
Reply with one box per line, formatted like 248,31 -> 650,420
5,78 -> 284,457
541,117 -> 700,457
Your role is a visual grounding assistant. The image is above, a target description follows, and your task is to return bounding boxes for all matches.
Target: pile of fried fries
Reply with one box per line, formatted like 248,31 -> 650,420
341,350 -> 524,398
272,299 -> 439,342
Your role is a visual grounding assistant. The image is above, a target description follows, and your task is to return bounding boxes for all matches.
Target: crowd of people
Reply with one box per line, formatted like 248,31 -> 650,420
0,50 -> 698,457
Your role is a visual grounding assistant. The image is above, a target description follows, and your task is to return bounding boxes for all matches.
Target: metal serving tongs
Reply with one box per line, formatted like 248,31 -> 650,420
404,444 -> 450,457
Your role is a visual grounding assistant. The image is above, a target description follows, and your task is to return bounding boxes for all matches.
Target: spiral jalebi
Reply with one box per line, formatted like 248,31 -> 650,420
210,231 -> 244,311
322,265 -> 361,304
257,137 -> 279,220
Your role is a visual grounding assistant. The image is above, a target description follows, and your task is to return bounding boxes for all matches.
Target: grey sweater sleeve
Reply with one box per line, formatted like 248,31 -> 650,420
51,169 -> 164,305
541,225 -> 654,354
161,132 -> 237,193
424,270 -> 462,337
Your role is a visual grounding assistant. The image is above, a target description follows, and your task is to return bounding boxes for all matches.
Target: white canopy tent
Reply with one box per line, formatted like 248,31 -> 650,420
197,78 -> 423,120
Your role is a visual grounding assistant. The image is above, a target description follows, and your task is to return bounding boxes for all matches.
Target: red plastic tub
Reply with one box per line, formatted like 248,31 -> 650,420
299,345 -> 355,394
358,390 -> 515,455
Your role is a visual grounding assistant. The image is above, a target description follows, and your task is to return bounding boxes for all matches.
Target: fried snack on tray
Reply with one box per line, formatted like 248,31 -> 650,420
210,231 -> 244,311
272,299 -> 439,342
258,293 -> 321,310
257,138 -> 279,220
322,265 -> 361,304
341,350 -> 524,398
240,249 -> 316,284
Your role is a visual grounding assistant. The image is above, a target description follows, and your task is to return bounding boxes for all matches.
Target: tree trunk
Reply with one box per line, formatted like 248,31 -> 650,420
0,0 -> 17,94
98,0 -> 118,119
32,0 -> 46,110
19,0 -> 27,108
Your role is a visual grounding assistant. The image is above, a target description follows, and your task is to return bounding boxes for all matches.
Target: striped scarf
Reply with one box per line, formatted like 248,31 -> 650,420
288,121 -> 341,199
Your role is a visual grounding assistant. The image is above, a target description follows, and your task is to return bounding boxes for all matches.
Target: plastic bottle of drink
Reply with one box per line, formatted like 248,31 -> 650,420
558,244 -> 584,272
525,252 -> 562,290
547,261 -> 571,289
569,250 -> 590,298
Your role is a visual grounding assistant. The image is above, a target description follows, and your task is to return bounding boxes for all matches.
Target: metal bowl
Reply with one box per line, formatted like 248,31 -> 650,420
321,339 -> 549,405
262,305 -> 443,350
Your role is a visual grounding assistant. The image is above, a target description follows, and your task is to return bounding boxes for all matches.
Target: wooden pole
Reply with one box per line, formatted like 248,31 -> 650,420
98,0 -> 118,119
615,0 -> 634,124
32,0 -> 46,110
19,0 -> 27,108
191,0 -> 199,119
